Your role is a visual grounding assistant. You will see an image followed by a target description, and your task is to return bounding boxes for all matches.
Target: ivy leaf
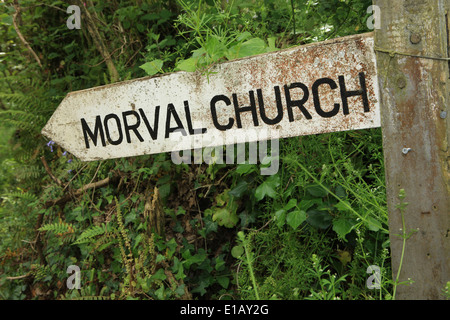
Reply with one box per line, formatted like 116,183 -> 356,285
151,268 -> 167,281
286,210 -> 307,230
228,180 -> 248,197
284,198 -> 297,211
191,277 -> 211,296
255,175 -> 280,201
217,276 -> 230,289
175,284 -> 187,296
332,218 -> 356,241
202,218 -> 218,236
140,59 -> 163,76
124,210 -> 137,226
274,209 -> 286,228
184,248 -> 207,268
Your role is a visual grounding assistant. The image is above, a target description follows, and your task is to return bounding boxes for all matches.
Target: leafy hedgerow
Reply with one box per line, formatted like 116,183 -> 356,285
0,0 -> 396,301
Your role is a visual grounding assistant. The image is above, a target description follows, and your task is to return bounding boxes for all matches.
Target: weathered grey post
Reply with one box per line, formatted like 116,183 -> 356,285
374,0 -> 450,299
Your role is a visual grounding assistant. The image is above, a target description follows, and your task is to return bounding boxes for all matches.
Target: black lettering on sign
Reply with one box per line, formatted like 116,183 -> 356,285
233,91 -> 259,128
312,78 -> 340,118
339,72 -> 369,114
123,110 -> 144,143
257,87 -> 283,125
284,82 -> 312,122
81,116 -> 106,149
184,101 -> 207,135
210,95 -> 234,131
165,103 -> 187,138
139,106 -> 159,140
104,113 -> 123,145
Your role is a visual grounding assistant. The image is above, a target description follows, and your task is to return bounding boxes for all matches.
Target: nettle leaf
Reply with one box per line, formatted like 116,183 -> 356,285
335,200 -> 352,212
286,210 -> 307,230
299,199 -> 321,211
306,210 -> 333,229
140,59 -> 163,76
332,218 -> 356,241
306,184 -> 329,197
366,216 -> 382,232
255,175 -> 280,201
239,211 -> 255,227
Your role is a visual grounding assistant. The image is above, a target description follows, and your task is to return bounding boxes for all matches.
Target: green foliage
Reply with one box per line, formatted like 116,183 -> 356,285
0,0 -> 393,301
204,189 -> 239,228
73,224 -> 108,245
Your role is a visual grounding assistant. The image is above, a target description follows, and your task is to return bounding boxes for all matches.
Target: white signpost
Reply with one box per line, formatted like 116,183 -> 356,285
40,1 -> 450,299
41,33 -> 380,161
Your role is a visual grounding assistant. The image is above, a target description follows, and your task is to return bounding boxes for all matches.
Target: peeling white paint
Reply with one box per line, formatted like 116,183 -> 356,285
42,33 -> 381,161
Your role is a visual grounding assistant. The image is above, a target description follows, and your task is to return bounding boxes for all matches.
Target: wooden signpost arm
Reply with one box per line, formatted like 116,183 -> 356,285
374,0 -> 450,299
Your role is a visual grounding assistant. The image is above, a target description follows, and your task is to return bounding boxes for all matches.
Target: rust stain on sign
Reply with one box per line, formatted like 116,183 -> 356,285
41,32 -> 380,161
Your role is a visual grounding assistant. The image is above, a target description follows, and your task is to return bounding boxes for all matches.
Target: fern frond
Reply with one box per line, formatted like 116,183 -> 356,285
73,223 -> 109,245
93,232 -> 118,251
3,190 -> 38,203
39,221 -> 76,236
60,288 -> 111,300
0,110 -> 48,132
15,164 -> 44,180
30,264 -> 52,281
68,295 -> 111,300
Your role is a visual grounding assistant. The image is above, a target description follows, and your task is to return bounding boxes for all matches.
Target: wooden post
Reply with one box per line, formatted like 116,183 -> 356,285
374,0 -> 450,299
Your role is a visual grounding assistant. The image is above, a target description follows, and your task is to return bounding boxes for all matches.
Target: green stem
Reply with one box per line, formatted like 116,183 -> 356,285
392,207 -> 407,300
294,158 -> 389,233
290,0 -> 296,36
243,238 -> 260,300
